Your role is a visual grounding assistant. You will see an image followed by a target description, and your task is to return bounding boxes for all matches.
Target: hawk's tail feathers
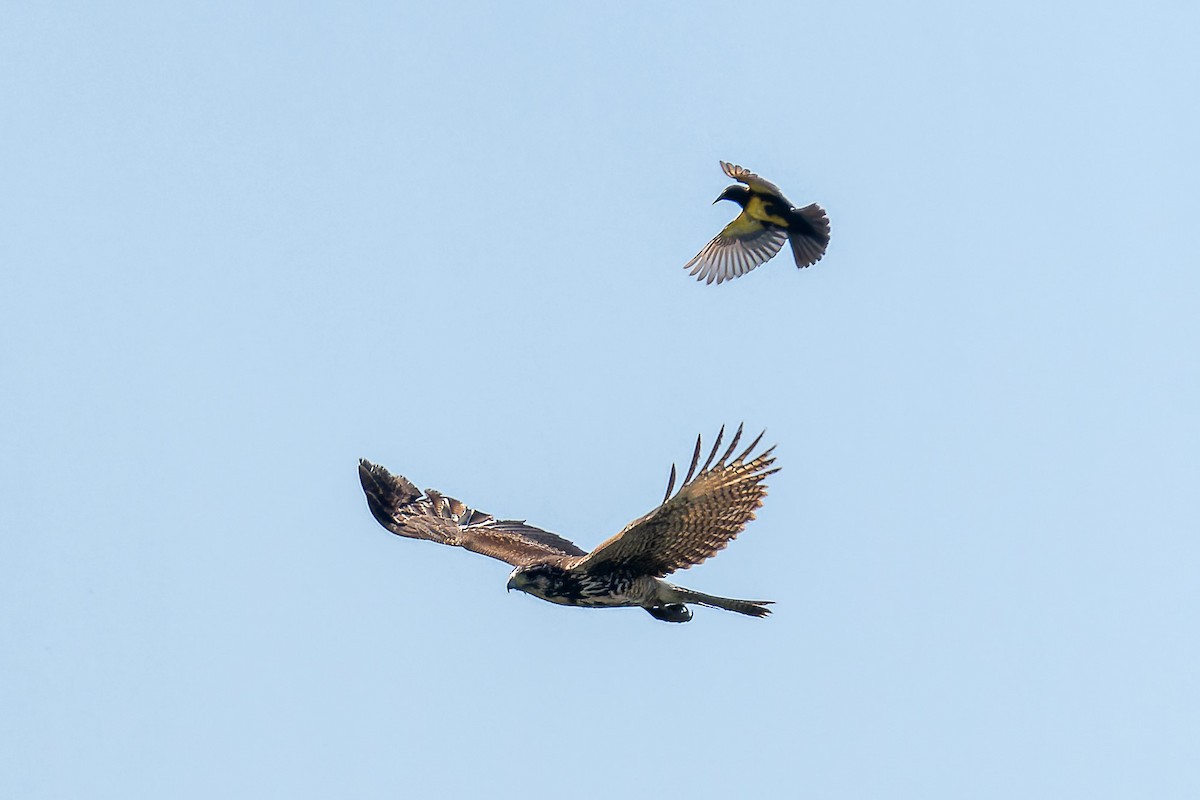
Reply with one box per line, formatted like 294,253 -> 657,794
788,202 -> 831,268
671,587 -> 773,618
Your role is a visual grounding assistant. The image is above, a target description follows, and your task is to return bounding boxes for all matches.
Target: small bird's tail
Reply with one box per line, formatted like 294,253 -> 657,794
668,586 -> 774,618
788,202 -> 831,268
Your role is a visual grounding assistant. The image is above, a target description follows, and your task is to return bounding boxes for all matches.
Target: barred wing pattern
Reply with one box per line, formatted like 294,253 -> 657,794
721,161 -> 789,201
358,460 -> 587,566
572,425 -> 778,578
684,219 -> 788,285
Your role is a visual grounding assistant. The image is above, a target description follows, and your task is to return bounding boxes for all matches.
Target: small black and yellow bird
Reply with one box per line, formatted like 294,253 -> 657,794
685,161 -> 831,285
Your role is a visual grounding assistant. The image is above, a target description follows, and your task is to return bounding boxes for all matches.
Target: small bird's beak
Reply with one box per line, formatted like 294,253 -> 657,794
712,196 -> 722,204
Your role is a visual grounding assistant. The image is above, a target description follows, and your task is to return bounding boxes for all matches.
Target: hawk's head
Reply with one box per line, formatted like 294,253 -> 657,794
506,563 -> 576,605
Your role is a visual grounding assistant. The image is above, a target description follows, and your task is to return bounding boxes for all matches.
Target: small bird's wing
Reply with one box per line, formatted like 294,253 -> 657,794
358,460 -> 587,567
570,425 -> 778,578
721,161 -> 786,199
684,214 -> 788,285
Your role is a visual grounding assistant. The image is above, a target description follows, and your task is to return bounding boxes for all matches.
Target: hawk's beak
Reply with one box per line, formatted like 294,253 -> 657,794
506,576 -> 517,593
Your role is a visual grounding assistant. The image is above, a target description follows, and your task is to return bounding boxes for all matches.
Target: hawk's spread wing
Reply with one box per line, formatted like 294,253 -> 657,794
684,216 -> 788,285
358,460 -> 587,566
721,161 -> 788,200
571,425 -> 778,578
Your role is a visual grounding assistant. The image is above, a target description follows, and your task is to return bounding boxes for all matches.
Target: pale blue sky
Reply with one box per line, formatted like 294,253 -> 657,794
2,2 -> 1197,797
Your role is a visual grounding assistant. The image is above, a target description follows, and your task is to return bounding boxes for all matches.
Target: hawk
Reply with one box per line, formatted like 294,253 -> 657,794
685,161 -> 831,285
358,425 -> 777,622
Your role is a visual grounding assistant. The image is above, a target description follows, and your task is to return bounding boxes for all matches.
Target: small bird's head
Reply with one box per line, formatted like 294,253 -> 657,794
714,184 -> 750,207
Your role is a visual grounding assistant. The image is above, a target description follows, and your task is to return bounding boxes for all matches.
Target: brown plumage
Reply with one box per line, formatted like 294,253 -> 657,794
358,424 -> 778,622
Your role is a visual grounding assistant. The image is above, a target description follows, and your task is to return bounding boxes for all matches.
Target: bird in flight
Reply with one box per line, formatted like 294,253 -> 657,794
358,425 -> 777,623
685,161 -> 831,285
